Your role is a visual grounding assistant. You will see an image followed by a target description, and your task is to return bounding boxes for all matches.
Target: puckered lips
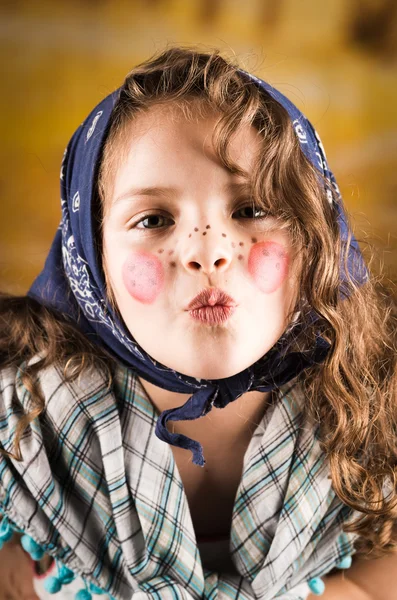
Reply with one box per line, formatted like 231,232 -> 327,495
186,288 -> 238,326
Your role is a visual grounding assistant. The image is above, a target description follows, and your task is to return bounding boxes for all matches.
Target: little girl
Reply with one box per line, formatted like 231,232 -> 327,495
0,47 -> 396,600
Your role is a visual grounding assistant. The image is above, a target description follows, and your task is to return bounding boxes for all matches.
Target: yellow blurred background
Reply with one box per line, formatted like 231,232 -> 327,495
1,0 -> 396,294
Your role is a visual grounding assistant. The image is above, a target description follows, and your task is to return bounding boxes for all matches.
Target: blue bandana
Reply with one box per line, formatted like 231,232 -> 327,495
27,69 -> 367,466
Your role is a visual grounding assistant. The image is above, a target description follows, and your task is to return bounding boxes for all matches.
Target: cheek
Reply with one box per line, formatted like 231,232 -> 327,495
122,251 -> 165,304
248,241 -> 290,294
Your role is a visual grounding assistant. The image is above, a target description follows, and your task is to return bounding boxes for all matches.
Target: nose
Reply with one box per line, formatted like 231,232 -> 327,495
182,229 -> 234,276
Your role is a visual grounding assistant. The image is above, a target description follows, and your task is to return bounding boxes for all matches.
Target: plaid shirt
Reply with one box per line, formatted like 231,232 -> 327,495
0,355 -> 359,599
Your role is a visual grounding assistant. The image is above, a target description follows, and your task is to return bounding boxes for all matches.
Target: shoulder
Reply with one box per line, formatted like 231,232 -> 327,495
0,353 -> 133,526
0,352 -> 118,457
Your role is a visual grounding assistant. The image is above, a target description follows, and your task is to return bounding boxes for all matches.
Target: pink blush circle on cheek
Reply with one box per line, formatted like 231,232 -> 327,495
122,251 -> 165,304
248,241 -> 289,294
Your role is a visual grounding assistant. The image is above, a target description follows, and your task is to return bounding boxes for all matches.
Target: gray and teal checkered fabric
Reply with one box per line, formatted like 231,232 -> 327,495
0,355 -> 359,599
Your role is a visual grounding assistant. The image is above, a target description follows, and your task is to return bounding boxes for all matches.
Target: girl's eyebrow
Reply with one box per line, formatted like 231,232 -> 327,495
113,185 -> 181,206
112,181 -> 252,207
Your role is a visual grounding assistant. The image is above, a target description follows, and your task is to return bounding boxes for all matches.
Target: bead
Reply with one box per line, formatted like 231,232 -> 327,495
21,534 -> 41,554
308,577 -> 325,595
89,582 -> 105,594
59,564 -> 76,584
20,534 -> 45,560
336,555 -> 352,569
30,547 -> 45,561
0,519 -> 13,542
44,576 -> 62,594
75,590 -> 92,600
0,528 -> 13,543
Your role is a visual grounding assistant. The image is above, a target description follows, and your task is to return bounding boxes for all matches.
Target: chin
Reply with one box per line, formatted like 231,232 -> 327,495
170,355 -> 257,381
143,327 -> 283,381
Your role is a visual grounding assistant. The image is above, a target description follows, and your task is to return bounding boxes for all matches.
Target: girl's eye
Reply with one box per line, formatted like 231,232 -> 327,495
132,214 -> 171,230
234,205 -> 270,220
130,204 -> 270,230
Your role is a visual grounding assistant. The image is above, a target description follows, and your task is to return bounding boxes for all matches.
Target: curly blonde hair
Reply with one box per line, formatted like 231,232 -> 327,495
1,46 -> 396,560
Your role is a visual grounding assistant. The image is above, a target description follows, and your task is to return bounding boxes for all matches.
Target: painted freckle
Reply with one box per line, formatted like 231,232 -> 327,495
238,254 -> 244,260
158,248 -> 164,254
194,227 -> 199,232
203,231 -> 207,236
251,237 -> 257,243
188,234 -> 192,238
239,242 -> 244,247
206,225 -> 211,229
222,233 -> 227,238
168,249 -> 174,255
170,261 -> 176,268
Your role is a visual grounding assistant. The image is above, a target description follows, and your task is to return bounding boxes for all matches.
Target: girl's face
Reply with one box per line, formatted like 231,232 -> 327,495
102,104 -> 300,380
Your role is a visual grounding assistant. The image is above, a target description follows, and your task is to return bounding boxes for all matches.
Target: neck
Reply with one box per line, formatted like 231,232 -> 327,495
137,375 -> 272,442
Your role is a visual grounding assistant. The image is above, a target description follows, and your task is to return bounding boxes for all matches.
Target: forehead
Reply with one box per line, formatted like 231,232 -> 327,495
118,102 -> 260,172
100,101 -> 262,212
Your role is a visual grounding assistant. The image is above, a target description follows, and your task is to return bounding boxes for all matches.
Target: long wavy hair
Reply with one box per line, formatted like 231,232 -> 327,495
1,46 -> 396,559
